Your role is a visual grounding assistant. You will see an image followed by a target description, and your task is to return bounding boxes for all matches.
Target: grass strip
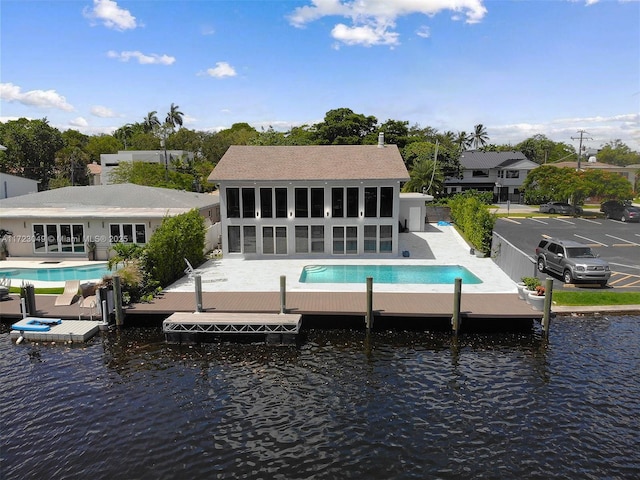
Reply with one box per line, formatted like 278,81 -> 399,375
553,291 -> 640,306
9,287 -> 64,295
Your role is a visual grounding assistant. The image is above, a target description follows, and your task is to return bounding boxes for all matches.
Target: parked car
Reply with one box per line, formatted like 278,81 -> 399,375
600,200 -> 639,222
538,202 -> 582,215
535,238 -> 610,286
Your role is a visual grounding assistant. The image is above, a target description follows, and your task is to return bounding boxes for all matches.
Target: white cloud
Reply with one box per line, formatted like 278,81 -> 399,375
201,25 -> 215,36
416,25 -> 431,38
69,117 -> 89,127
202,62 -> 237,78
91,105 -> 117,118
0,82 -> 74,111
107,50 -> 175,65
83,0 -> 138,31
288,0 -> 487,47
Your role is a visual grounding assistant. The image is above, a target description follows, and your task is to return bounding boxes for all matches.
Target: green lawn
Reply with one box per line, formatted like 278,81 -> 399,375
552,291 -> 640,306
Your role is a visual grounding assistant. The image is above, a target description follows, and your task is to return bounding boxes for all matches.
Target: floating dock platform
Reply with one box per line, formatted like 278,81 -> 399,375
10,317 -> 102,343
163,312 -> 302,344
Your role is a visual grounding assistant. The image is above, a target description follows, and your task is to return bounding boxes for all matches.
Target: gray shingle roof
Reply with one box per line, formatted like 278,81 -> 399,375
459,151 -> 529,169
0,184 -> 218,209
208,145 -> 410,182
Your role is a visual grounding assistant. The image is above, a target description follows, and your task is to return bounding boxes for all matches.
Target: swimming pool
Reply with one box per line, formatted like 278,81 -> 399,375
0,264 -> 110,282
299,265 -> 482,284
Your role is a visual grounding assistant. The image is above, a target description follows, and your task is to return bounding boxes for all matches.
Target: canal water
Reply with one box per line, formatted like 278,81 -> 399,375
1,316 -> 639,479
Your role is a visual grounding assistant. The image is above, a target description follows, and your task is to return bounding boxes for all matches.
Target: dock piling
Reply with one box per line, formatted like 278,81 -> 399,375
541,277 -> 553,336
195,275 -> 203,313
113,275 -> 124,327
366,277 -> 373,331
452,277 -> 462,336
280,276 -> 286,314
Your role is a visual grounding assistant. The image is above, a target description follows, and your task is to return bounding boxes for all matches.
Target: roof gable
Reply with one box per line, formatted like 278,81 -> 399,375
459,151 -> 533,169
209,145 -> 409,182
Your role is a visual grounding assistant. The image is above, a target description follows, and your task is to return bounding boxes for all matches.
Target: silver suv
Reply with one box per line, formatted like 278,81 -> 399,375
535,238 -> 610,287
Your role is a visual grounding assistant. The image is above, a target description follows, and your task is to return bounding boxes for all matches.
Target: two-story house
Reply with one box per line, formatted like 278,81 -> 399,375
444,150 -> 538,202
208,139 -> 411,258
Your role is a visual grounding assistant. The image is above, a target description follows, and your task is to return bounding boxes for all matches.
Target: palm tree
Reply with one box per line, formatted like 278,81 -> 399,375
402,158 -> 444,195
471,124 -> 489,149
165,103 -> 184,130
143,111 -> 161,133
114,123 -> 134,149
455,131 -> 471,151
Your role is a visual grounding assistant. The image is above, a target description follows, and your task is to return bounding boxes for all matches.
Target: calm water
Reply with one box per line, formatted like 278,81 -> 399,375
299,264 -> 481,284
1,316 -> 639,479
0,265 -> 109,282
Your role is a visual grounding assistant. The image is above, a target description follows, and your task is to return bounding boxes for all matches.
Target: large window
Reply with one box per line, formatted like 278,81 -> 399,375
380,187 -> 393,217
332,187 -> 343,218
275,188 -> 288,218
243,226 -> 256,253
110,224 -> 146,244
242,188 -> 255,218
226,188 -> 240,218
32,223 -> 85,254
380,225 -> 393,252
295,188 -> 308,218
364,187 -> 377,217
263,226 -> 287,254
364,225 -> 377,253
333,226 -> 357,255
311,188 -> 324,218
347,187 -> 359,218
295,225 -> 325,254
228,226 -> 241,253
260,188 -> 272,218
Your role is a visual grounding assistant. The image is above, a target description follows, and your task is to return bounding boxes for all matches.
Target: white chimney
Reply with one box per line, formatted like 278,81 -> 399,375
378,132 -> 384,148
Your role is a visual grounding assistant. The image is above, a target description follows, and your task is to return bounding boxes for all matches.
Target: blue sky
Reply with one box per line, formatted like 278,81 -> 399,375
1,0 -> 639,151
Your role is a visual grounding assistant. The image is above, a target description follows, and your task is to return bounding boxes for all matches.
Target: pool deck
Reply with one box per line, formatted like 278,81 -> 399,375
0,225 -> 547,325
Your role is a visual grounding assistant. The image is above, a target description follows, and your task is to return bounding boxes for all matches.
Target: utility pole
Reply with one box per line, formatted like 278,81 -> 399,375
571,130 -> 593,170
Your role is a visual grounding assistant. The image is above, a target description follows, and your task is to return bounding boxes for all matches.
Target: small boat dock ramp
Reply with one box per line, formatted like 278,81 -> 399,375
163,312 -> 302,344
10,317 -> 102,344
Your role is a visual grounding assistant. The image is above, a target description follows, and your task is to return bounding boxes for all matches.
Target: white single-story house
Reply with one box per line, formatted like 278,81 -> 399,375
444,150 -> 539,203
99,150 -> 195,185
0,184 -> 220,260
0,172 -> 39,199
207,136 -> 432,258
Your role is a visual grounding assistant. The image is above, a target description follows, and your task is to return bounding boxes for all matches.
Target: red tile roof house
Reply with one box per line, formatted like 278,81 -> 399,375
207,137 -> 433,258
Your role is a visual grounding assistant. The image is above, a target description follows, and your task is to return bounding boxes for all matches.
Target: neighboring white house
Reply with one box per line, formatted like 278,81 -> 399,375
208,138 -> 412,258
0,172 -> 39,199
444,150 -> 539,203
99,150 -> 195,185
0,184 -> 220,260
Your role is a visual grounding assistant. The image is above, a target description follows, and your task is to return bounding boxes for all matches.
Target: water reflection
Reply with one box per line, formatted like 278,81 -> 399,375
1,316 -> 638,479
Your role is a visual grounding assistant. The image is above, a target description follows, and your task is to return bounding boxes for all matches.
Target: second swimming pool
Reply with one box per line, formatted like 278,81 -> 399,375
299,265 -> 482,284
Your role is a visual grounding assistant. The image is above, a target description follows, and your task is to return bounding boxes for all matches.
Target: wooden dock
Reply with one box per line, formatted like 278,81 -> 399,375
0,290 -> 542,323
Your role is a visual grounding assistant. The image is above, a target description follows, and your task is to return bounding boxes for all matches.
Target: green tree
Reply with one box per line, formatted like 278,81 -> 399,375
470,124 -> 489,149
51,146 -> 90,187
0,118 -> 64,188
313,108 -> 377,145
516,134 -> 576,164
378,119 -> 410,148
113,123 -> 135,149
85,134 -> 120,163
108,242 -> 143,270
454,131 -> 471,151
402,158 -> 443,195
596,140 -> 640,167
109,161 -> 194,190
142,209 -> 206,287
402,141 -> 461,180
165,103 -> 184,131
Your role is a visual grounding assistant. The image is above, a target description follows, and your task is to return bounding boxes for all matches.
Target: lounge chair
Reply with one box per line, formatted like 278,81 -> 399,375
0,277 -> 10,300
55,280 -> 80,306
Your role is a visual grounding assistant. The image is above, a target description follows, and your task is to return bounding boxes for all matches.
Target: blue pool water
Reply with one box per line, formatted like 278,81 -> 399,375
299,264 -> 482,284
0,264 -> 110,282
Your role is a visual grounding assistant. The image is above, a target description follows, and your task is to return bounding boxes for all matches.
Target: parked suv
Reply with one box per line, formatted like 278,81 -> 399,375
600,200 -> 639,222
535,238 -> 610,286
